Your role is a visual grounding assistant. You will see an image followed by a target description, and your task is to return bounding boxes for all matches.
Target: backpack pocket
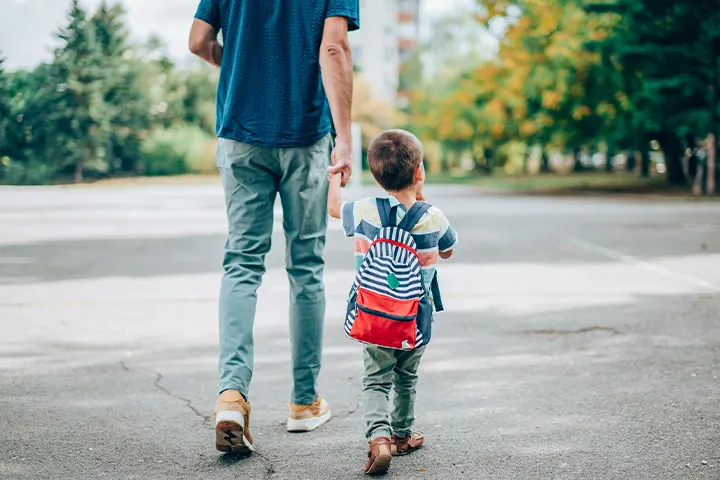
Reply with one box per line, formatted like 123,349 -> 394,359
349,287 -> 419,350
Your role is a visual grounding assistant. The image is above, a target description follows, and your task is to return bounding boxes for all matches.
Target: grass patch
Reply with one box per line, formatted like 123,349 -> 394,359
363,171 -> 681,195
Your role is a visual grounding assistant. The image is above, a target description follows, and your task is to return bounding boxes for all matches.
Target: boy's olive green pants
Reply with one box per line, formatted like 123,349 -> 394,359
216,135 -> 331,405
363,345 -> 426,440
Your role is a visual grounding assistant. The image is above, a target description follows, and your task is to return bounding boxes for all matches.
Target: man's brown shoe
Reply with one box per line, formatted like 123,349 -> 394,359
287,395 -> 331,432
364,437 -> 392,475
391,432 -> 424,456
214,390 -> 254,454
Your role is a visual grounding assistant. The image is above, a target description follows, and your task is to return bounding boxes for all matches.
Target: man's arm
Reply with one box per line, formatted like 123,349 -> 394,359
189,19 -> 223,67
320,17 -> 354,187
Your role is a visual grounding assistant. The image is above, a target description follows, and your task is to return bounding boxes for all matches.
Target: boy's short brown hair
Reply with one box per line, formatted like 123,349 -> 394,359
367,129 -> 423,192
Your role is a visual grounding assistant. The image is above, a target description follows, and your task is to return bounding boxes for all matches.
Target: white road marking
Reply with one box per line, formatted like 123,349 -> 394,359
0,257 -> 33,265
569,238 -> 720,293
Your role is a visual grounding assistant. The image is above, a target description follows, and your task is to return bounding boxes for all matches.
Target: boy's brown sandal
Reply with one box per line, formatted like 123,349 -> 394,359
364,437 -> 392,475
391,432 -> 424,456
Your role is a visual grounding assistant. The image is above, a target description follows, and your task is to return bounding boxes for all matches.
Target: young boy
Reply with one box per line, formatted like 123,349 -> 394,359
328,129 -> 457,474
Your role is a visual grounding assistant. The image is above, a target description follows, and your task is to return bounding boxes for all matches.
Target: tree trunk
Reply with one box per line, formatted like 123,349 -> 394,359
687,135 -> 698,180
540,148 -> 550,173
688,151 -> 699,180
661,135 -> 687,186
640,150 -> 651,178
74,156 -> 84,183
440,149 -> 449,173
605,148 -> 614,173
666,155 -> 686,185
447,151 -> 456,172
707,134 -> 716,195
572,148 -> 583,173
484,148 -> 494,175
626,150 -> 636,172
692,151 -> 704,197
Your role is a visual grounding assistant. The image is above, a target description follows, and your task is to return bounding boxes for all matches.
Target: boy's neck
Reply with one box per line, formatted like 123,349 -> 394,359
387,188 -> 418,210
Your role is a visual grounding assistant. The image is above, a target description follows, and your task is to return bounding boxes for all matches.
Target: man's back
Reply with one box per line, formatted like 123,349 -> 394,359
195,0 -> 359,147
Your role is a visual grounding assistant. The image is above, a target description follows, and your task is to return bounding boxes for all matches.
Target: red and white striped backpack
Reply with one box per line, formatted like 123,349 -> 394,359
344,199 -> 443,351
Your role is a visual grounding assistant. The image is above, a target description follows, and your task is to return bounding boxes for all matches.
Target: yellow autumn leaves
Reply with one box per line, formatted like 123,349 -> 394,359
408,0 -> 622,150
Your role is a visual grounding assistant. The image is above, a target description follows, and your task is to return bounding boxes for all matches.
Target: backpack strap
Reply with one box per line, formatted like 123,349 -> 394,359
376,198 -> 393,227
430,271 -> 444,312
398,202 -> 432,232
376,198 -> 406,228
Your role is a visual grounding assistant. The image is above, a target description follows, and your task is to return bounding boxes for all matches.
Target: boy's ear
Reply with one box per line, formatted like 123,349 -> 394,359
415,163 -> 425,183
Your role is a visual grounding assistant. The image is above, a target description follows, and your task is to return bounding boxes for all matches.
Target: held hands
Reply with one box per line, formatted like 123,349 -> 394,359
328,144 -> 352,187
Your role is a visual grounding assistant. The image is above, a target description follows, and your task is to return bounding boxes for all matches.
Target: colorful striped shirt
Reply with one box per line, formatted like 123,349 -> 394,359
341,197 -> 458,289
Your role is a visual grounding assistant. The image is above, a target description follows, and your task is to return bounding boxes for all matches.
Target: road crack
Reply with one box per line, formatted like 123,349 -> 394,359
120,361 -> 212,426
255,451 -> 277,478
343,392 -> 362,418
120,361 -> 277,476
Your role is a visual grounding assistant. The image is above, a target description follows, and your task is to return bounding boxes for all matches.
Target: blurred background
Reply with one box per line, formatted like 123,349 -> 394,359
1,0 -> 718,196
2,2 -> 720,478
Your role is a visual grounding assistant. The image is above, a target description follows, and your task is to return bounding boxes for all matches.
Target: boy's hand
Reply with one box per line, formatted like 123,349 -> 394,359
327,169 -> 343,219
328,145 -> 352,187
439,249 -> 453,260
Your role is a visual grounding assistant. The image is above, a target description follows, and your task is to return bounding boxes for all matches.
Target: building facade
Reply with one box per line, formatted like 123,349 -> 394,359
349,0 -> 421,105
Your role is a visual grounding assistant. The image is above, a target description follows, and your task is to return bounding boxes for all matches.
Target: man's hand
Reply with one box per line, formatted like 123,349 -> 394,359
328,144 -> 353,187
320,16 -> 354,186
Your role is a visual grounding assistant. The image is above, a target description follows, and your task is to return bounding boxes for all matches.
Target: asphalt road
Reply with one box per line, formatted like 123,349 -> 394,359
1,184 -> 719,480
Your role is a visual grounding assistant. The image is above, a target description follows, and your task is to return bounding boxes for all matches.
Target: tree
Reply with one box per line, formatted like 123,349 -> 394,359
587,0 -> 720,186
475,0 -> 623,156
0,56 -> 10,157
51,0 -> 110,182
352,74 -> 406,150
182,66 -> 219,135
90,1 -> 152,174
408,0 -> 626,174
0,0 -> 226,185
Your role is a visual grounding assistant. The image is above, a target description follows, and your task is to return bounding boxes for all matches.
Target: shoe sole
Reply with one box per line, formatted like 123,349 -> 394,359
286,409 -> 332,432
215,412 -> 253,454
391,444 -> 423,456
365,452 -> 392,475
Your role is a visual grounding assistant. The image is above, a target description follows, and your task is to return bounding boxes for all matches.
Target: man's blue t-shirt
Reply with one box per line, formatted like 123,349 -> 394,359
195,0 -> 359,148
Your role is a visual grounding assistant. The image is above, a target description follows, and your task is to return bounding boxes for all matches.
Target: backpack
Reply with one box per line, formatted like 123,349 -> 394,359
344,198 -> 444,351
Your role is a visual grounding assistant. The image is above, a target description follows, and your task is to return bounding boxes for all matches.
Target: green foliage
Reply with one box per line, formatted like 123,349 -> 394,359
1,158 -> 52,185
585,0 -> 720,185
141,124 -> 215,176
182,68 -> 219,135
44,0 -> 111,182
406,0 -> 719,187
0,0 -> 219,185
0,57 -> 10,157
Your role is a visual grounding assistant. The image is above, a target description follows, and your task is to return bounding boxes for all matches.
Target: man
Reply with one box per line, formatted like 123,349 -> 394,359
189,0 -> 358,454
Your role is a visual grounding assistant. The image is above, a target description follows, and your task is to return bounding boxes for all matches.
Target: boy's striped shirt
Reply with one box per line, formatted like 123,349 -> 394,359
341,196 -> 458,290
